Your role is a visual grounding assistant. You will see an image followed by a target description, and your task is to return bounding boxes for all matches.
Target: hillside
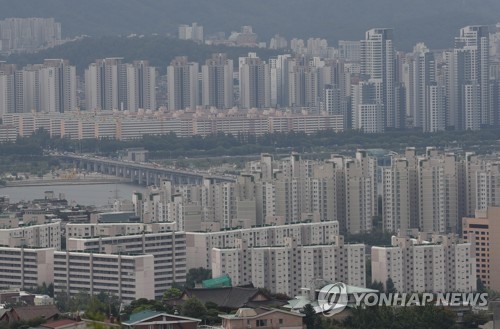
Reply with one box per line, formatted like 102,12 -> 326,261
4,36 -> 283,72
0,0 -> 499,50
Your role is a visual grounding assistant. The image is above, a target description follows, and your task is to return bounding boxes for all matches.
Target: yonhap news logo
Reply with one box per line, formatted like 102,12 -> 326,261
317,282 -> 349,316
317,282 -> 488,317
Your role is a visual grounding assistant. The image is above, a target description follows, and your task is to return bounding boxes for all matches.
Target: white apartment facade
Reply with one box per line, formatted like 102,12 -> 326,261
371,233 -> 476,293
66,231 -> 186,298
53,251 -> 155,304
0,221 -> 61,249
65,222 -> 176,241
212,236 -> 365,297
186,221 -> 340,269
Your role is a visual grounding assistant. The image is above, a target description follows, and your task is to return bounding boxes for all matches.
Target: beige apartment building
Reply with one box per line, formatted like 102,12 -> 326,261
66,231 -> 186,298
2,110 -> 344,140
0,247 -> 54,290
372,233 -> 476,293
53,251 -> 155,304
186,221 -> 340,269
212,236 -> 365,297
382,147 -> 465,234
463,206 -> 500,290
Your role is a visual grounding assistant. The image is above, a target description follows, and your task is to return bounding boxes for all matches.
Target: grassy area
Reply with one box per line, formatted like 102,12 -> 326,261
0,156 -> 64,179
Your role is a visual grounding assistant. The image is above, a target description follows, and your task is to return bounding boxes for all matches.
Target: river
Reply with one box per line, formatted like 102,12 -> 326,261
0,183 -> 146,206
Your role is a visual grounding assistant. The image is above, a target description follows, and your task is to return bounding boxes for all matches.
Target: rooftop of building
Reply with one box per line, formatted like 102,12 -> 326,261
219,307 -> 303,319
122,310 -> 200,326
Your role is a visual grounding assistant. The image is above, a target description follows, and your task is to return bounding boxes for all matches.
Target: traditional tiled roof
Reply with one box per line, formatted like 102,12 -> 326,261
2,305 -> 59,322
41,319 -> 78,329
182,287 -> 268,309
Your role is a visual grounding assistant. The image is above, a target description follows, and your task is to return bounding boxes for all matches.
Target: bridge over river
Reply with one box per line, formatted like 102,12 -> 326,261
53,153 -> 236,186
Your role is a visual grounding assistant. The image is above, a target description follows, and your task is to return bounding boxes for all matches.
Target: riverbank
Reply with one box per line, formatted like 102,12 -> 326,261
2,177 -> 128,187
0,182 -> 145,206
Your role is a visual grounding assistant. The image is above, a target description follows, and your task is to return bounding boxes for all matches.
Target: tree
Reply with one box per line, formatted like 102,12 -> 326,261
122,298 -> 166,316
185,268 -> 211,289
205,308 -> 220,325
303,304 -> 317,329
182,297 -> 207,320
385,277 -> 397,294
477,277 -> 487,293
462,310 -> 491,328
163,288 -> 182,300
368,280 -> 384,292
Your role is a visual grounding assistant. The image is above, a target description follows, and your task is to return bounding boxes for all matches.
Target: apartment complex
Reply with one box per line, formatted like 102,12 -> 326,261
185,221 -> 340,269
0,247 -> 54,290
2,109 -> 343,140
212,236 -> 365,297
66,231 -> 186,298
6,146 -> 493,247
382,147 -> 494,235
0,60 -> 76,115
178,23 -> 203,43
53,251 -> 155,304
85,58 -> 156,112
0,18 -> 61,52
0,24 -> 498,133
372,232 -> 476,293
131,152 -> 375,234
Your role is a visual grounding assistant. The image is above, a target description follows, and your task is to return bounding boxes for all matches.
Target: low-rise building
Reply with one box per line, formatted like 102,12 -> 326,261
0,305 -> 59,324
219,307 -> 304,329
122,310 -> 200,329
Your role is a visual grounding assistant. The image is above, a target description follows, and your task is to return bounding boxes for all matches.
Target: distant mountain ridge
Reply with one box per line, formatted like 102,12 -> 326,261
0,0 -> 499,49
4,36 -> 283,72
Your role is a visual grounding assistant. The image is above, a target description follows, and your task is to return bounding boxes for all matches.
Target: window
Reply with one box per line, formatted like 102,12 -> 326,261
256,319 -> 268,327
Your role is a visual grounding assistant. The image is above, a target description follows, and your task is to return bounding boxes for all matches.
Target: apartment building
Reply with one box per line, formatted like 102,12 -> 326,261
371,232 -> 476,293
185,221 -> 340,269
132,152 -> 374,234
0,60 -> 76,114
66,231 -> 186,298
65,222 -> 176,241
2,110 -> 344,140
462,206 -> 500,290
212,236 -> 365,297
0,18 -> 61,52
0,221 -> 61,249
0,247 -> 54,290
382,147 -> 465,234
53,251 -> 155,304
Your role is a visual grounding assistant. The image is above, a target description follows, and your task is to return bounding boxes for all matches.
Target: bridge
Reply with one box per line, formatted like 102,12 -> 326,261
53,153 -> 236,186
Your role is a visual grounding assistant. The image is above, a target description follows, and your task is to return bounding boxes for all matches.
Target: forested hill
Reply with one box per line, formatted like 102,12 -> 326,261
0,0 -> 499,50
4,36 -> 283,72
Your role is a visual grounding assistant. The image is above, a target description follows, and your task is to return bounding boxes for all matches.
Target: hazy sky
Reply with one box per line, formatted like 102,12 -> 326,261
0,0 -> 499,49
